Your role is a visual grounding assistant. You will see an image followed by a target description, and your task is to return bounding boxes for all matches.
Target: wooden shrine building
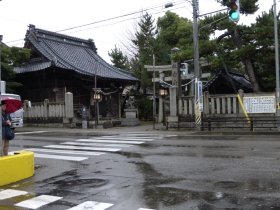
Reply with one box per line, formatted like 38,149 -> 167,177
15,25 -> 138,119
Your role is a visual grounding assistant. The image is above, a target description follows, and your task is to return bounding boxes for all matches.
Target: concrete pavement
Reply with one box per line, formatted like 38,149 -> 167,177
14,121 -> 280,136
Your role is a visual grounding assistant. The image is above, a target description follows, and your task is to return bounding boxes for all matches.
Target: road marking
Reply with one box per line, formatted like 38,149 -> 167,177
15,131 -> 47,135
34,153 -> 88,161
15,195 -> 62,209
138,208 -> 155,210
44,145 -> 121,152
26,148 -> 105,156
61,142 -> 131,147
77,139 -> 145,144
0,189 -> 28,200
124,133 -> 159,135
94,137 -> 154,141
67,201 -> 114,210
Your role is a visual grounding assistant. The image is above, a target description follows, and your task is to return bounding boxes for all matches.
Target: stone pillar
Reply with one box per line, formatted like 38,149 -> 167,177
43,99 -> 49,120
178,99 -> 183,115
64,92 -> 74,123
238,89 -> 244,114
204,91 -> 210,115
169,87 -> 177,116
158,96 -> 163,122
167,86 -> 179,125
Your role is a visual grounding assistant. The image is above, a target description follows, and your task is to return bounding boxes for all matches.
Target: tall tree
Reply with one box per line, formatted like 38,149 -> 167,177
211,0 -> 261,92
131,12 -> 156,94
108,45 -> 130,70
1,45 -> 30,92
156,11 -> 194,64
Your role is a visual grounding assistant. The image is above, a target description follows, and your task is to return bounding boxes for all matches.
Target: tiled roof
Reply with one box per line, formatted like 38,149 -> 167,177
203,69 -> 253,94
15,25 -> 138,82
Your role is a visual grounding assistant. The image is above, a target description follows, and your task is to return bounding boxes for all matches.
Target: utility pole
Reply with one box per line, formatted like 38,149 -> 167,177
192,0 -> 202,127
193,0 -> 200,79
274,0 -> 280,129
152,54 -> 156,130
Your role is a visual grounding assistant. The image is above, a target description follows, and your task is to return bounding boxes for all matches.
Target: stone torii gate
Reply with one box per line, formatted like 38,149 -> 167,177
145,63 -> 210,125
144,63 -> 180,124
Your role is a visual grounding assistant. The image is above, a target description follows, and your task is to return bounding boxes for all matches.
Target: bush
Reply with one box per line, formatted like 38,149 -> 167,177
136,95 -> 153,120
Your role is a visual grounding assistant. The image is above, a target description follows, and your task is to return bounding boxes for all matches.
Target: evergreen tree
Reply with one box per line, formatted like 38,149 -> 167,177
209,0 -> 261,92
0,45 -> 30,92
108,45 -> 130,70
131,12 -> 156,94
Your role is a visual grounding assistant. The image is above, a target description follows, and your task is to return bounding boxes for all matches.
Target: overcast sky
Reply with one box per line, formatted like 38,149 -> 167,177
0,0 -> 274,64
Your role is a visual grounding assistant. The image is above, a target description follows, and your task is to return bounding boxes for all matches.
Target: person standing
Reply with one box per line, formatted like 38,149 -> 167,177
1,101 -> 12,156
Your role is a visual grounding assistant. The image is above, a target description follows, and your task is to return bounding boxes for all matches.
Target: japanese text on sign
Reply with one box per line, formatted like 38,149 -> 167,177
243,96 -> 276,113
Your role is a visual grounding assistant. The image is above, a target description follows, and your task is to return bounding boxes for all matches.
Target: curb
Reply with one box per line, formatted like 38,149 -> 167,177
0,151 -> 34,186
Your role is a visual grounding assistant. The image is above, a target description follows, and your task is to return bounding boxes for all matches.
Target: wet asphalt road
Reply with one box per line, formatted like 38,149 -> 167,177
1,129 -> 280,210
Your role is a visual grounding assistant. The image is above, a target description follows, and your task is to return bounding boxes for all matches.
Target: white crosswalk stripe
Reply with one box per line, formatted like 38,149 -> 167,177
77,139 -> 145,144
22,134 -> 155,161
44,144 -> 122,152
0,188 -> 155,210
34,153 -> 88,161
26,148 -> 105,156
67,201 -> 114,210
15,195 -> 62,209
0,189 -> 28,200
95,136 -> 154,141
61,141 -> 132,147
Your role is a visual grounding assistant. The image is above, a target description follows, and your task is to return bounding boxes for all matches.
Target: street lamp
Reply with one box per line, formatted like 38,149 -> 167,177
93,91 -> 102,128
159,87 -> 168,126
93,93 -> 101,101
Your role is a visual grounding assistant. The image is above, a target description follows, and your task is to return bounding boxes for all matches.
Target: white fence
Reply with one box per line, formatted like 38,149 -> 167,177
23,92 -> 73,124
180,90 -> 276,116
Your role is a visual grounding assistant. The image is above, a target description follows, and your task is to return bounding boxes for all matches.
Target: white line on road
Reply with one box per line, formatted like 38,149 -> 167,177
67,201 -> 114,210
34,153 -> 88,161
77,139 -> 145,144
93,137 -> 154,141
15,195 -> 62,209
0,189 -> 28,200
44,145 -> 121,152
61,142 -> 131,147
138,208 -> 156,210
15,131 -> 48,135
26,148 -> 105,156
123,133 -> 159,135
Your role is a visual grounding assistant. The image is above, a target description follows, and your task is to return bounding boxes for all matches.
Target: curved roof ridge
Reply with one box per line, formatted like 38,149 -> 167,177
27,25 -> 95,47
19,25 -> 138,82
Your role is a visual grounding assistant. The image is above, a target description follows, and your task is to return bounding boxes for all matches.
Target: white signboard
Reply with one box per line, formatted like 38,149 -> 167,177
197,81 -> 203,112
243,96 -> 276,113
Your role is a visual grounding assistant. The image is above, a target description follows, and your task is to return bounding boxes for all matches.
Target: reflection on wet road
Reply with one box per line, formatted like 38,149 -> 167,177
2,132 -> 280,209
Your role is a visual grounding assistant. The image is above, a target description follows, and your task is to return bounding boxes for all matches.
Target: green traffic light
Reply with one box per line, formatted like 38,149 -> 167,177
228,0 -> 240,22
230,11 -> 240,21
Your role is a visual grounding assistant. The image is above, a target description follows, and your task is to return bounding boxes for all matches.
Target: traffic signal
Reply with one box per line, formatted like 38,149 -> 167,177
180,63 -> 189,77
228,0 -> 240,22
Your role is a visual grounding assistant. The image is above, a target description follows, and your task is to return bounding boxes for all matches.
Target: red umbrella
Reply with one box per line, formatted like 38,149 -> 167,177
1,97 -> 23,113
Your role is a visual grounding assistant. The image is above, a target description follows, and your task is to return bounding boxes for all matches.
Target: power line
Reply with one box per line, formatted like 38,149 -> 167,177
57,0 -> 186,33
5,0 -> 188,45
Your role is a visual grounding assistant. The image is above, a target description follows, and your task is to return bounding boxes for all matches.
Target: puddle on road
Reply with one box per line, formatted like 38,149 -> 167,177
215,179 -> 280,191
143,183 -> 280,209
118,151 -> 143,158
203,154 -> 243,159
144,186 -> 227,208
36,169 -> 108,197
135,160 -> 280,209
52,177 -> 107,188
162,144 -> 235,149
171,136 -> 240,140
